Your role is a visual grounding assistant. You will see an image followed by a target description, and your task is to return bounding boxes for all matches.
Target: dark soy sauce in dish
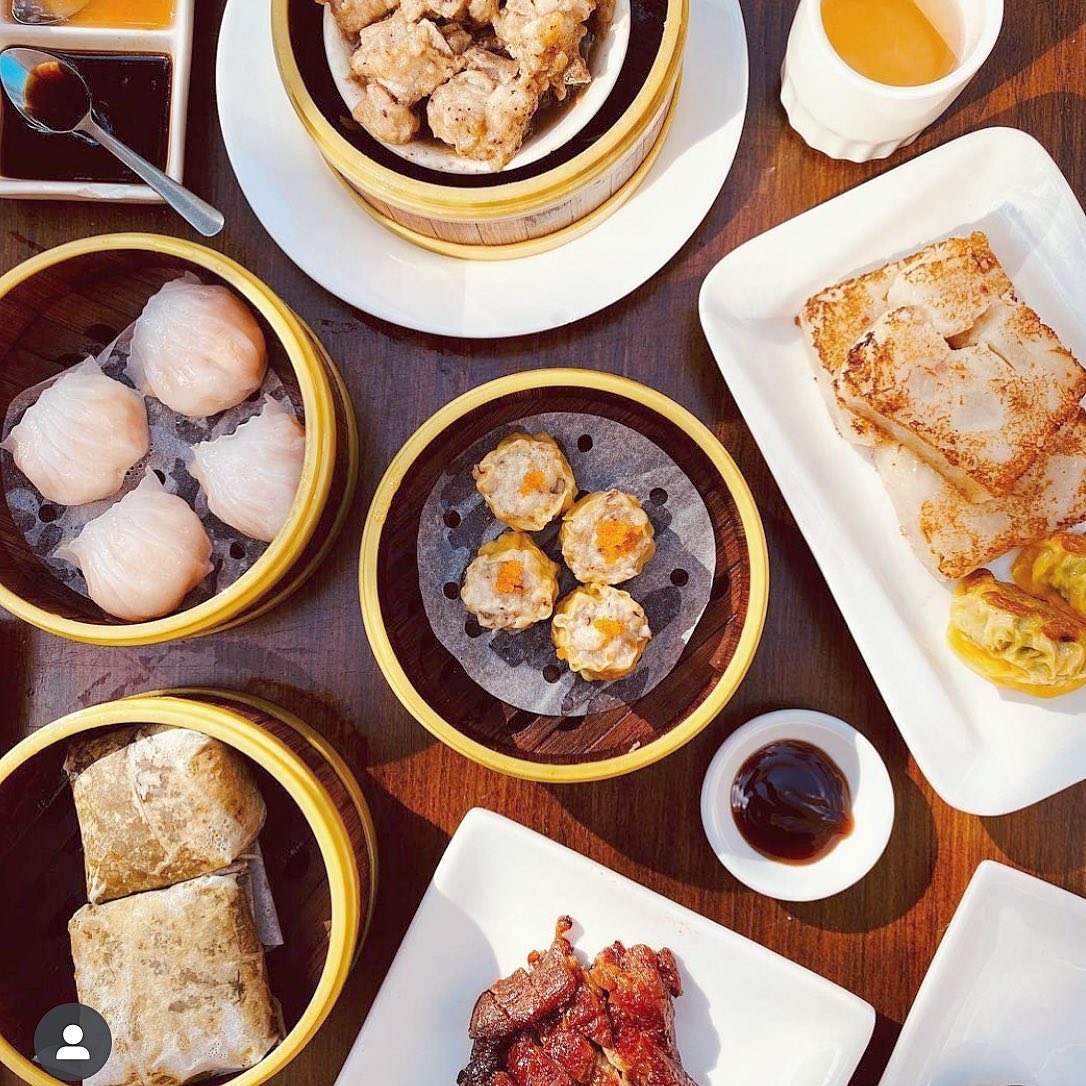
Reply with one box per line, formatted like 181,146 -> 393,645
1,50 -> 171,182
731,740 -> 854,864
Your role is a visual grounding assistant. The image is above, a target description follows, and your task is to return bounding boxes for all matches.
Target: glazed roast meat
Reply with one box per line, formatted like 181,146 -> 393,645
458,919 -> 699,1086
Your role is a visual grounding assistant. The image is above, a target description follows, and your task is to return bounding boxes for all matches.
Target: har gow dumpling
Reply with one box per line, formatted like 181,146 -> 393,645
2,359 -> 149,506
190,398 -> 306,543
60,474 -> 213,622
128,277 -> 267,418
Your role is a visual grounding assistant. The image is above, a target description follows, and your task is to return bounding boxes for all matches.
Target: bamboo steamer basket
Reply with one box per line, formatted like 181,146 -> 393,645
359,369 -> 769,782
0,234 -> 359,646
272,0 -> 688,258
0,688 -> 378,1086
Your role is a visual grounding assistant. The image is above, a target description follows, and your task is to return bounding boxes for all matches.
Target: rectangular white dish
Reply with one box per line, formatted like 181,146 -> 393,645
335,808 -> 875,1086
879,861 -> 1086,1086
0,0 -> 193,202
699,126 -> 1086,816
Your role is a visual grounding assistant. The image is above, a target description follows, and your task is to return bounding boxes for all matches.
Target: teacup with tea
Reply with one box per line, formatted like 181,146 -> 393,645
782,0 -> 1004,162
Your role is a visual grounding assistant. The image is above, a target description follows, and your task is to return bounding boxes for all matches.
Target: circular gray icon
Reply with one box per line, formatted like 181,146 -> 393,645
34,1004 -> 111,1081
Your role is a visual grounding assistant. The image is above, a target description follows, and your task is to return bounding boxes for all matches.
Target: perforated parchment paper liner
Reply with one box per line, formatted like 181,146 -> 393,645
0,278 -> 303,613
418,411 -> 716,716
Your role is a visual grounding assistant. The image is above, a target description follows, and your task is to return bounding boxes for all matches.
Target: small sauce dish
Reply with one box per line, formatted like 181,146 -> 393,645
701,709 -> 895,902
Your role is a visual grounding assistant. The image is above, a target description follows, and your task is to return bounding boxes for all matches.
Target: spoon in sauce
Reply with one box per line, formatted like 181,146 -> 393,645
0,48 -> 224,237
10,0 -> 91,24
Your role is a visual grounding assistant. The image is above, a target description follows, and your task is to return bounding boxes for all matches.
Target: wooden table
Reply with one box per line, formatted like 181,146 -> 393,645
1,2 -> 1084,1083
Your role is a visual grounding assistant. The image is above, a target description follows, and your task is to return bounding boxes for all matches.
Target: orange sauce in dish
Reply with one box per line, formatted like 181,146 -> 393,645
821,0 -> 958,87
8,0 -> 176,28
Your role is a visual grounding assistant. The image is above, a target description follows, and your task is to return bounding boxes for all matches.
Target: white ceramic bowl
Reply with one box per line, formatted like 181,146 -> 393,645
700,709 -> 894,902
322,1 -> 631,175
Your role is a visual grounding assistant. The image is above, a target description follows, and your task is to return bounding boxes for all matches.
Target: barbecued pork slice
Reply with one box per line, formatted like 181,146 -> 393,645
589,943 -> 698,1086
470,918 -> 584,1042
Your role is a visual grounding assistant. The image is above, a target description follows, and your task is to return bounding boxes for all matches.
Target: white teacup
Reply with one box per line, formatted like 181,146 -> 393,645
781,0 -> 1004,163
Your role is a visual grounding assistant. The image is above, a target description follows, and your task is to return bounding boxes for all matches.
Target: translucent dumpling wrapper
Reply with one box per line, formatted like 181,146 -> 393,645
127,275 -> 268,419
190,398 -> 306,543
58,473 -> 213,622
1,359 -> 149,506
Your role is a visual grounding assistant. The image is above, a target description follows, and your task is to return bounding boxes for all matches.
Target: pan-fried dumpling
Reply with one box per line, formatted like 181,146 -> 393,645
1012,532 -> 1086,618
190,399 -> 306,543
1,359 -> 148,506
948,569 -> 1086,698
59,474 -> 213,622
127,277 -> 267,418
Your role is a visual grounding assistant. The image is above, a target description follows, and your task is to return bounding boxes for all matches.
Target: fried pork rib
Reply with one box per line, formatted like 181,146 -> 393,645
458,919 -> 699,1086
322,0 -> 399,35
427,49 -> 541,167
492,0 -> 595,99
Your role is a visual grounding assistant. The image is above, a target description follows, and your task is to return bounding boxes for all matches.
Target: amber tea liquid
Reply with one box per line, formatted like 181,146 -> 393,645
821,0 -> 959,87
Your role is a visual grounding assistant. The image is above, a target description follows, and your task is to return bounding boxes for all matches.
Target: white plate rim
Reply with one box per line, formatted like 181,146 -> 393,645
698,126 -> 1086,816
336,807 -> 877,1085
877,860 -> 1086,1085
216,0 -> 749,338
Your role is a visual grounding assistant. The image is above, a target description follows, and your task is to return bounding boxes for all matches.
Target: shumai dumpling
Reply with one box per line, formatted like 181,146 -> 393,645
59,474 -> 213,622
128,277 -> 267,418
1012,532 -> 1086,619
191,399 -> 306,543
473,432 -> 576,531
461,530 -> 560,631
2,359 -> 148,506
559,489 -> 655,585
948,569 -> 1086,698
552,583 -> 651,681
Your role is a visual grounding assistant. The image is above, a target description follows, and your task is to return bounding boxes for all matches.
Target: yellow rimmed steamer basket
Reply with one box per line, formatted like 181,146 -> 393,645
0,234 -> 359,646
360,369 -> 769,782
0,688 -> 378,1086
272,0 -> 688,259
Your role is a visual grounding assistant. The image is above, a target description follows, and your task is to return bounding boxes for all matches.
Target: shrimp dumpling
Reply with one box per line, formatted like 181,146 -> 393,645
2,359 -> 149,506
190,399 -> 306,543
60,474 -> 213,622
128,277 -> 267,418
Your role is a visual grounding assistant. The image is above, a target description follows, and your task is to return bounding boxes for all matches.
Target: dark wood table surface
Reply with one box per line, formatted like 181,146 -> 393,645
1,2 -> 1084,1083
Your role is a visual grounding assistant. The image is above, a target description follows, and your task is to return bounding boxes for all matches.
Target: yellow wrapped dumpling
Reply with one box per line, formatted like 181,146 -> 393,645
559,489 -> 656,585
552,584 -> 651,682
461,531 -> 560,631
1012,532 -> 1086,618
948,569 -> 1086,698
473,433 -> 576,532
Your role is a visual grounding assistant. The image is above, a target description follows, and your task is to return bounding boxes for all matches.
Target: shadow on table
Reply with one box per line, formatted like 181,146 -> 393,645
786,768 -> 937,934
848,1012 -> 902,1086
937,5 -> 1086,131
982,782 -> 1086,879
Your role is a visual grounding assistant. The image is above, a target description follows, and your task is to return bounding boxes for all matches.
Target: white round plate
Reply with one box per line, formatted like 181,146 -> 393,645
218,0 -> 748,338
700,709 -> 895,903
323,1 -> 632,175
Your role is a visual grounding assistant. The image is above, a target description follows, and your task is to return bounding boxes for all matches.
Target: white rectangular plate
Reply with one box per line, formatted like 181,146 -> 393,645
335,809 -> 875,1086
699,126 -> 1086,816
880,861 -> 1086,1085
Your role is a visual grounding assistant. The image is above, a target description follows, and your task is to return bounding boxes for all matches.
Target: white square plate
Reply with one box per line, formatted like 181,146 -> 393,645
699,127 -> 1086,816
335,809 -> 875,1086
880,861 -> 1086,1085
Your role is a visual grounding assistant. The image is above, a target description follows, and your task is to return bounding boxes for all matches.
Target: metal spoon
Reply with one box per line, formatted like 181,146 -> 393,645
10,0 -> 91,25
0,47 -> 224,237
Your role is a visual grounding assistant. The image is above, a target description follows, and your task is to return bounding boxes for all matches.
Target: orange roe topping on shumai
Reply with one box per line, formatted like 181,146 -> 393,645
595,520 -> 641,561
593,618 -> 625,640
495,560 -> 526,594
519,469 -> 547,496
